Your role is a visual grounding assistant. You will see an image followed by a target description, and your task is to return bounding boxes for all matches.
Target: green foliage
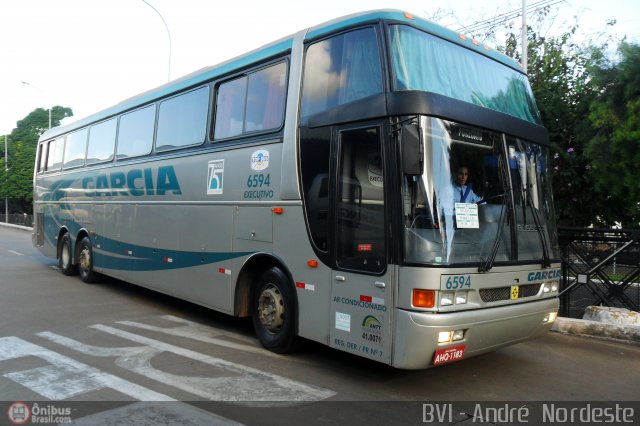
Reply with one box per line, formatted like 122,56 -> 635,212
582,42 -> 640,225
489,9 -> 637,227
1,106 -> 73,214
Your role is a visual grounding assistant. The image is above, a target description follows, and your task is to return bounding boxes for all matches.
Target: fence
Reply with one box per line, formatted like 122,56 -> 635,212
0,213 -> 33,228
558,227 -> 640,318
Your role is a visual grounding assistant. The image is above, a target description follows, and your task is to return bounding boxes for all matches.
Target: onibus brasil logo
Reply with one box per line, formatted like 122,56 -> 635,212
7,402 -> 30,424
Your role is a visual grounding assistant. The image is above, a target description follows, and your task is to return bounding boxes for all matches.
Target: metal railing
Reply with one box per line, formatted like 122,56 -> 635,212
0,213 -> 33,228
558,228 -> 640,318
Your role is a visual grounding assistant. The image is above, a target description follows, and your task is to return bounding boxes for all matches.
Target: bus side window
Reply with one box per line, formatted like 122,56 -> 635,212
37,142 -> 48,173
214,61 -> 287,141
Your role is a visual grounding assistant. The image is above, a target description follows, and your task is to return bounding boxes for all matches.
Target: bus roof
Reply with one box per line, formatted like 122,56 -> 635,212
40,9 -> 524,142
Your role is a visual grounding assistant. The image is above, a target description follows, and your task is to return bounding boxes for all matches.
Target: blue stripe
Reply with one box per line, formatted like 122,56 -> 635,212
92,234 -> 252,271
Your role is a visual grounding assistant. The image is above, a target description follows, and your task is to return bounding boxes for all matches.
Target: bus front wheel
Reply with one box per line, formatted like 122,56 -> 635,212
252,266 -> 298,353
77,237 -> 98,284
59,233 -> 78,276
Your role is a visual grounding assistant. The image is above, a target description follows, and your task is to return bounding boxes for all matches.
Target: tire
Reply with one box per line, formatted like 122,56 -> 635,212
77,236 -> 98,284
59,234 -> 78,276
252,266 -> 298,353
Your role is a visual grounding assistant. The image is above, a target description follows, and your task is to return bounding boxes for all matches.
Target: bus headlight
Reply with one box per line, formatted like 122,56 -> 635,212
440,292 -> 454,306
543,281 -> 559,293
543,312 -> 558,323
455,291 -> 468,305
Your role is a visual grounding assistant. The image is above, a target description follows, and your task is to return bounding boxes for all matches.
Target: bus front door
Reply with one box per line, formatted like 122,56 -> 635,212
329,126 -> 392,364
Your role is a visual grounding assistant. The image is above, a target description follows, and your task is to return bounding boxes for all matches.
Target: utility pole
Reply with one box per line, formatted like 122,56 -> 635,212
521,0 -> 528,72
142,0 -> 172,82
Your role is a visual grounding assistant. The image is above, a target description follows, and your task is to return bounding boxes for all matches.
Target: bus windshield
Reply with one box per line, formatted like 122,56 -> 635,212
389,24 -> 542,125
402,117 -> 559,267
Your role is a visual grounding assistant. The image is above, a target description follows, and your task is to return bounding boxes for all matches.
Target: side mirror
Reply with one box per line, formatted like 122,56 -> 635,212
400,122 -> 423,176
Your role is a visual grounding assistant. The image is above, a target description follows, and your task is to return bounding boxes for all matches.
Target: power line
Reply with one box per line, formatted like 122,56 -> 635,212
457,0 -> 553,33
456,0 -> 563,34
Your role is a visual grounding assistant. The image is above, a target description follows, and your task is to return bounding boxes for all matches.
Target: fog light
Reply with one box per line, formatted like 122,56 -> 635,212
455,291 -> 468,304
438,331 -> 453,343
543,312 -> 558,323
440,292 -> 454,306
452,329 -> 465,341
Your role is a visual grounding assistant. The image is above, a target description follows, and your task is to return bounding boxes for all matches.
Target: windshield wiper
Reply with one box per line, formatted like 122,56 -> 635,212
522,185 -> 552,268
478,155 -> 512,273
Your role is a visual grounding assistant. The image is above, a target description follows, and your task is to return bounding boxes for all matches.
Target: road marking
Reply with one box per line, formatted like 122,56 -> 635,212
0,336 -> 174,401
39,325 -> 336,403
71,402 -> 244,426
117,315 -> 279,357
8,250 -> 23,256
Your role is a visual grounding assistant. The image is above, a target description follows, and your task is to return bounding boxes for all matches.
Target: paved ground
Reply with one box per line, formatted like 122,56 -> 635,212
1,225 -> 639,425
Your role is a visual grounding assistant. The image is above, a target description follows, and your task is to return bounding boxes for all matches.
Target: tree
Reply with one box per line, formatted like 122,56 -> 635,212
471,7 -> 628,227
582,42 -> 640,226
0,106 -> 73,214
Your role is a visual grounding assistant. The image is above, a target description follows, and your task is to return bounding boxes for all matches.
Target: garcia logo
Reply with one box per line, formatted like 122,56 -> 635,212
7,402 -> 30,425
250,149 -> 270,172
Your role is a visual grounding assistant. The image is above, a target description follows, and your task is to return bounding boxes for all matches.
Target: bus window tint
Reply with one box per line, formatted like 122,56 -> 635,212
245,62 -> 286,132
214,77 -> 247,139
116,105 -> 156,159
37,143 -> 48,173
86,118 -> 117,164
156,86 -> 209,151
46,137 -> 65,171
63,128 -> 88,169
301,27 -> 383,120
214,61 -> 288,140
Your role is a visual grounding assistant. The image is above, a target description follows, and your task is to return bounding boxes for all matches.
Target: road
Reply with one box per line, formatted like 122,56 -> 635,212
1,225 -> 639,425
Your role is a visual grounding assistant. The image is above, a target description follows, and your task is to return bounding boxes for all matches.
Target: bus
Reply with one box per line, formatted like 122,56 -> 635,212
33,10 -> 561,369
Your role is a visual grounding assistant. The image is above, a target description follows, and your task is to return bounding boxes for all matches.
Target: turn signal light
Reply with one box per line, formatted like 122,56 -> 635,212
412,289 -> 435,308
272,207 -> 284,215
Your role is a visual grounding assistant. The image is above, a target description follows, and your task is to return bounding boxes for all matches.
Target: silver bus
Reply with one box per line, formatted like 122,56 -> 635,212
33,10 -> 560,369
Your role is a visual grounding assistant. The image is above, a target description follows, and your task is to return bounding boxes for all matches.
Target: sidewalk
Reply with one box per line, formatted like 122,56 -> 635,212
0,222 -> 32,232
553,306 -> 640,344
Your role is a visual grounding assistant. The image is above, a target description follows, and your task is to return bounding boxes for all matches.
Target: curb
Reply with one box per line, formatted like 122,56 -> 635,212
0,222 -> 32,232
552,317 -> 640,344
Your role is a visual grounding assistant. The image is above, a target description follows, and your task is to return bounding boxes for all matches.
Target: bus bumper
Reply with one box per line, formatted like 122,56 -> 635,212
391,297 -> 559,369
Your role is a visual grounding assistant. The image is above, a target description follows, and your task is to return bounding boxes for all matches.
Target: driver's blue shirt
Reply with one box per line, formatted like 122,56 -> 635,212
453,184 -> 482,204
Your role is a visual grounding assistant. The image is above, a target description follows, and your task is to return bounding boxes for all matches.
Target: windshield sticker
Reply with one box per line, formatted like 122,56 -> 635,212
207,160 -> 224,195
455,203 -> 479,228
250,149 -> 270,172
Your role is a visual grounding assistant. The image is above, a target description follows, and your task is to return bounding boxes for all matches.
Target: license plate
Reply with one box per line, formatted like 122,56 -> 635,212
433,345 -> 466,366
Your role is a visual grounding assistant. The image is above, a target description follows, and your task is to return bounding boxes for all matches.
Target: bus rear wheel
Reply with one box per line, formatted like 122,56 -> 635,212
77,237 -> 98,284
59,233 -> 78,276
252,266 -> 298,353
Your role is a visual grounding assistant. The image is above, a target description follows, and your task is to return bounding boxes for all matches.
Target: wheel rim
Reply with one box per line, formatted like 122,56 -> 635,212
257,284 -> 284,333
79,246 -> 91,274
61,243 -> 70,268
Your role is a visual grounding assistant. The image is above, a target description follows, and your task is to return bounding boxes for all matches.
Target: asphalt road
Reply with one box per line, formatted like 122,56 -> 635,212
1,225 -> 639,425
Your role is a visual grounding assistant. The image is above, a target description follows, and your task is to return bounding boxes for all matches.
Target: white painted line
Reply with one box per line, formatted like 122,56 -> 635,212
71,402 -> 244,426
117,316 -> 278,357
85,324 -> 336,403
0,336 -> 174,401
8,250 -> 23,256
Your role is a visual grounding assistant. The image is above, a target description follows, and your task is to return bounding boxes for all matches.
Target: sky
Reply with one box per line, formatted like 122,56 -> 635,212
1,0 -> 639,135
